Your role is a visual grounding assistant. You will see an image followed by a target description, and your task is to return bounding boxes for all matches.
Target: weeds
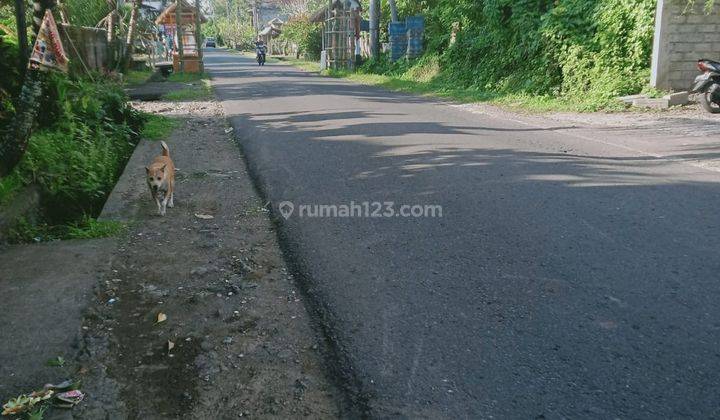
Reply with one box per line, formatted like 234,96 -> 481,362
66,218 -> 126,239
0,73 -> 142,242
124,70 -> 154,86
163,79 -> 213,101
141,114 -> 179,140
167,72 -> 210,83
6,216 -> 126,243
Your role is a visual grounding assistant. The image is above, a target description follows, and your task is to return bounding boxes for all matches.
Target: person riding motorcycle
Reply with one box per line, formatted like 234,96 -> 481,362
255,39 -> 267,66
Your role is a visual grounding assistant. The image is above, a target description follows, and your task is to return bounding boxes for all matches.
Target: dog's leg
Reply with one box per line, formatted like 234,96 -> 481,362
168,181 -> 174,208
156,197 -> 163,215
161,194 -> 169,216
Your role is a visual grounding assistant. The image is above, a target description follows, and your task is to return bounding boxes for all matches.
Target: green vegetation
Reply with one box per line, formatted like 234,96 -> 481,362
274,56 -> 320,72
314,0 -> 658,112
278,19 -> 323,60
163,76 -> 213,101
7,216 -> 127,243
0,32 -> 143,243
204,0 -> 256,49
66,217 -> 127,239
141,114 -> 179,140
167,72 -> 211,83
125,70 -> 154,86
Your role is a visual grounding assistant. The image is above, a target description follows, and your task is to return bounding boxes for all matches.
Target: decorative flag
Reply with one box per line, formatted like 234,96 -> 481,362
28,10 -> 69,73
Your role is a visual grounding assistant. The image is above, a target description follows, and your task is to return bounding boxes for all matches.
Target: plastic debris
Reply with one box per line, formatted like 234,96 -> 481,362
54,390 -> 84,408
224,127 -> 233,133
167,340 -> 175,353
43,380 -> 74,391
194,213 -> 214,220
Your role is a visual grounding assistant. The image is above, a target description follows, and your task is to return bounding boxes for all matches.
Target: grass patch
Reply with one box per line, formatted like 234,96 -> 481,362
141,113 -> 179,140
125,70 -> 154,86
273,56 -> 319,72
279,57 -> 629,113
7,216 -> 126,243
167,72 -> 210,83
162,79 -> 213,101
67,217 -> 126,239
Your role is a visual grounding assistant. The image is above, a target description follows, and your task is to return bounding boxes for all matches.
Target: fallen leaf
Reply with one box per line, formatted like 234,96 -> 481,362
194,213 -> 214,220
156,312 -> 167,323
167,340 -> 175,352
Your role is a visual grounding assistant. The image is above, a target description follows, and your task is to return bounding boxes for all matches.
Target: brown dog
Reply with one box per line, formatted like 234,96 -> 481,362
146,141 -> 175,216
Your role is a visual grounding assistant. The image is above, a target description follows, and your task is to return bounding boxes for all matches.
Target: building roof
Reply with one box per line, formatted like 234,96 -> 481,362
155,0 -> 207,25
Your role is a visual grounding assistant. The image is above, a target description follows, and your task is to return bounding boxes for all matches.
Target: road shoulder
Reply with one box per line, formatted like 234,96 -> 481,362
75,95 -> 341,417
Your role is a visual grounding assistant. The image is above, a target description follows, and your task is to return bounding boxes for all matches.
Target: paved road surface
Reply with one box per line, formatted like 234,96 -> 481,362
206,50 -> 720,418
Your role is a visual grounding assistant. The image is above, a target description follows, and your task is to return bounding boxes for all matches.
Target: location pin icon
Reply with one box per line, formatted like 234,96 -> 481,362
278,201 -> 294,219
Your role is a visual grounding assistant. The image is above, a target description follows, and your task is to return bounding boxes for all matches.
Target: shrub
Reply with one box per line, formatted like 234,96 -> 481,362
279,18 -> 322,60
0,73 -> 143,233
363,0 -> 656,105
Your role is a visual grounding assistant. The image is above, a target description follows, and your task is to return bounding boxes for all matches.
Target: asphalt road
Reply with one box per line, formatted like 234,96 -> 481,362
205,50 -> 720,418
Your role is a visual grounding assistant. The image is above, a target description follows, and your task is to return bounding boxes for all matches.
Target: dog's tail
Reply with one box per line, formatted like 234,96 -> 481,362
160,141 -> 170,157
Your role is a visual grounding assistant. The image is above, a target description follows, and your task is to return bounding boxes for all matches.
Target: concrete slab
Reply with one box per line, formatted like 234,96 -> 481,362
632,97 -> 671,108
665,90 -> 690,106
0,239 -> 114,400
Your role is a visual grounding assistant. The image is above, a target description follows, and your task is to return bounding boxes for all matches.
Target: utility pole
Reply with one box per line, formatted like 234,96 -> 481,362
253,0 -> 259,37
388,0 -> 398,22
369,0 -> 379,57
175,0 -> 184,72
14,0 -> 28,66
194,0 -> 203,72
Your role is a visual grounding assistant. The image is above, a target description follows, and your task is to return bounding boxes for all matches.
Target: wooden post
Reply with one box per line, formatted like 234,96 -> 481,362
194,0 -> 203,72
175,0 -> 184,72
14,0 -> 28,64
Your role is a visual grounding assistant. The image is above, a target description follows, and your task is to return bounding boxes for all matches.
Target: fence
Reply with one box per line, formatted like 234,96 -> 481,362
388,16 -> 424,62
58,24 -> 114,74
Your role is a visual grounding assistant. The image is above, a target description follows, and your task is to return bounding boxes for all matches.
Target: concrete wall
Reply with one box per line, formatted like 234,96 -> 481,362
58,25 -> 111,74
651,0 -> 720,91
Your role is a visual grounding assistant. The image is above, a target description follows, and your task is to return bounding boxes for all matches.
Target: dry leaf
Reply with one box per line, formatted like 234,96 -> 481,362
194,213 -> 214,219
167,340 -> 175,352
156,312 -> 167,323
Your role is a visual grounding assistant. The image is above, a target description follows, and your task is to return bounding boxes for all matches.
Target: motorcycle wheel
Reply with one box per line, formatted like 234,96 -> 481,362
698,92 -> 720,113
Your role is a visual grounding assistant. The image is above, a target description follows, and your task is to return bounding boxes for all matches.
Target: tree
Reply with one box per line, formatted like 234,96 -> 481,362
122,0 -> 141,69
0,0 -> 54,177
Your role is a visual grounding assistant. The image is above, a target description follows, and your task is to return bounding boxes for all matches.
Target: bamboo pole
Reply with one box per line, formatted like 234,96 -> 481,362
175,0 -> 184,72
194,0 -> 203,72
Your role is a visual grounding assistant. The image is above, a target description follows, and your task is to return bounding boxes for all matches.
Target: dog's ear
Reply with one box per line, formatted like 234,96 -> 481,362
160,164 -> 167,173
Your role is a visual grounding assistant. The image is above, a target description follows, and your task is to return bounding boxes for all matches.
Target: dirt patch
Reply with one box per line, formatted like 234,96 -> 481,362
75,98 -> 341,418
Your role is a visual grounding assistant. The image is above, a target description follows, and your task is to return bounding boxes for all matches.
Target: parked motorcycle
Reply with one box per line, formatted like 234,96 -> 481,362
690,59 -> 720,113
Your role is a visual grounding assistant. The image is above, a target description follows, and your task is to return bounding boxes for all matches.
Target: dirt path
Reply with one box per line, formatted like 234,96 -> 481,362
75,97 -> 342,418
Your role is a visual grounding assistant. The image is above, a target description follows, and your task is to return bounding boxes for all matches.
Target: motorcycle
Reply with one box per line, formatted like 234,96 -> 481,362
256,47 -> 266,66
690,59 -> 720,113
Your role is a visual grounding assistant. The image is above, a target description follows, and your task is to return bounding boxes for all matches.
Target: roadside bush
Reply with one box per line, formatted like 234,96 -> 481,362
362,0 -> 656,108
0,72 -> 143,235
279,18 -> 322,60
0,24 -> 21,133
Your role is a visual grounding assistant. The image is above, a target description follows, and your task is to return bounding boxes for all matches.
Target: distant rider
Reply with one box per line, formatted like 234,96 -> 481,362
255,38 -> 267,65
